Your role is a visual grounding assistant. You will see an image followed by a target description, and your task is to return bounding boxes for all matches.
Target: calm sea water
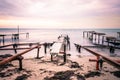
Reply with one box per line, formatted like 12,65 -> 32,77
0,28 -> 120,58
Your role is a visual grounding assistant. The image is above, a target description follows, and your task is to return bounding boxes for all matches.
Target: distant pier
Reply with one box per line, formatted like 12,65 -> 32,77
83,31 -> 120,47
0,33 -> 29,45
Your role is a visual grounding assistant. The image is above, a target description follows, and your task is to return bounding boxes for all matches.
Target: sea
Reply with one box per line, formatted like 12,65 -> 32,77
0,28 -> 120,58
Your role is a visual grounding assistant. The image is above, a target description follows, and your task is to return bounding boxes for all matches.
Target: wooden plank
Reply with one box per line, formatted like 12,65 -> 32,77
0,45 -> 38,66
82,46 -> 120,69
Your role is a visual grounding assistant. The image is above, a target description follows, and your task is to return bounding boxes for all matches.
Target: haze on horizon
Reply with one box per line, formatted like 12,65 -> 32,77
0,0 -> 120,29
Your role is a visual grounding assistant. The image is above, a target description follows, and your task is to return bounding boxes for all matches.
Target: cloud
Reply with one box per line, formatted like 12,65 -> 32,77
0,0 -> 120,18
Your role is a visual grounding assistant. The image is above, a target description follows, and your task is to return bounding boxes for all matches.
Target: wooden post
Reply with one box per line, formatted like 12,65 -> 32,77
18,26 -> 19,40
95,34 -> 97,43
26,33 -> 29,38
63,44 -> 66,63
51,55 -> 53,61
83,32 -> 85,38
37,47 -> 40,59
96,56 -> 99,70
19,58 -> 23,70
91,32 -> 93,41
87,32 -> 88,38
98,35 -> 100,44
3,36 -> 5,45
102,36 -> 104,45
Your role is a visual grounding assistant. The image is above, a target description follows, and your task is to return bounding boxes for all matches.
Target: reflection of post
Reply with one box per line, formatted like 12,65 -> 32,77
13,44 -> 17,53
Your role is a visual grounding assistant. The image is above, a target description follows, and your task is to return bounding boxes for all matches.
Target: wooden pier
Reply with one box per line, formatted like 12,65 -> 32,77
0,33 -> 29,45
50,35 -> 68,63
83,31 -> 106,45
117,32 -> 120,38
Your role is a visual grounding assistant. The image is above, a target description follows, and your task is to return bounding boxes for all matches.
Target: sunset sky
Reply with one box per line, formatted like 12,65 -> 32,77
0,0 -> 120,29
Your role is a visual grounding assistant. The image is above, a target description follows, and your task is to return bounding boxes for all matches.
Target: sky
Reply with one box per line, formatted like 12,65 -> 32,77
0,0 -> 120,29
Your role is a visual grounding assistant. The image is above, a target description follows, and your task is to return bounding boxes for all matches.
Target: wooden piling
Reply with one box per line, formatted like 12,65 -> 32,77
37,46 -> 40,59
117,32 -> 120,38
63,44 -> 66,63
98,35 -> 100,44
102,36 -> 104,45
96,56 -> 100,70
